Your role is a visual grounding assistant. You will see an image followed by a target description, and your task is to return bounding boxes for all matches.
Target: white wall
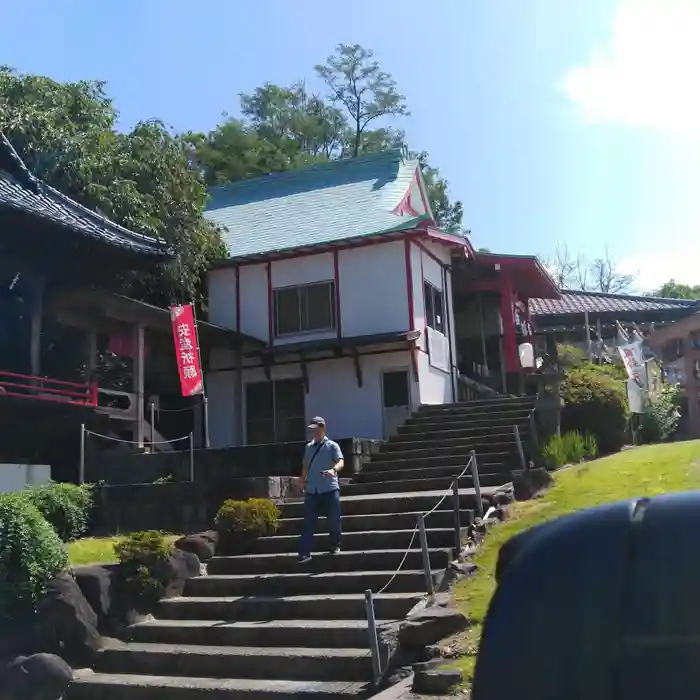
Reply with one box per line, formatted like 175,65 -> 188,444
339,241 -> 409,337
206,240 -> 411,343
0,464 -> 51,493
206,370 -> 238,449
206,350 -> 417,446
409,240 -> 457,405
207,267 -> 237,330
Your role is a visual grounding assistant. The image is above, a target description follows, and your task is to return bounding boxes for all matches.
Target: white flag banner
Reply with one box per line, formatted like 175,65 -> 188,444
619,340 -> 646,387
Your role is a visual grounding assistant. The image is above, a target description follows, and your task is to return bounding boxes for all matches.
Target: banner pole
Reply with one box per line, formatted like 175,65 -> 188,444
191,302 -> 210,449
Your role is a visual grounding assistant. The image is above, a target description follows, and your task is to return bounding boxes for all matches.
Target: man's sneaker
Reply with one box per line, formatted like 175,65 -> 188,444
298,555 -> 312,564
329,547 -> 340,555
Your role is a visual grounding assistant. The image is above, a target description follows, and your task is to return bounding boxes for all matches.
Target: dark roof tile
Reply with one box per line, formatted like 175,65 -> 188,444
530,289 -> 700,316
0,133 -> 171,257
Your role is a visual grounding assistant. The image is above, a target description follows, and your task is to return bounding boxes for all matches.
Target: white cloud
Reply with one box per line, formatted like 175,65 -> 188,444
562,0 -> 700,133
619,240 -> 700,293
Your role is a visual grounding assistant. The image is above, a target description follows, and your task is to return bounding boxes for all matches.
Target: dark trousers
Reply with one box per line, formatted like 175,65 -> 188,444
298,489 -> 341,557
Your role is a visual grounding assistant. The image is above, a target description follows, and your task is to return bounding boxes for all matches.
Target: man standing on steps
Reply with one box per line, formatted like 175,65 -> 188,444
298,417 -> 344,565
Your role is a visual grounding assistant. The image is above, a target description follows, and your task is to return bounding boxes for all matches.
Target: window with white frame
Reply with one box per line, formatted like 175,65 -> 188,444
273,281 -> 336,337
424,281 -> 445,334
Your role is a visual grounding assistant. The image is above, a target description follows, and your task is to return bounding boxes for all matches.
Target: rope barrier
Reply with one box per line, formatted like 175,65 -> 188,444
84,429 -> 191,446
371,453 -> 476,595
155,404 -> 199,414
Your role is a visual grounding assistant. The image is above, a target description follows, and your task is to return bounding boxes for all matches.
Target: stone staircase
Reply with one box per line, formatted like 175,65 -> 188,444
68,395 -> 534,700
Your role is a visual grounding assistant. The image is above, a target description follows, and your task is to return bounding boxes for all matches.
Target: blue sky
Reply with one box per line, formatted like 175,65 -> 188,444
2,0 -> 697,293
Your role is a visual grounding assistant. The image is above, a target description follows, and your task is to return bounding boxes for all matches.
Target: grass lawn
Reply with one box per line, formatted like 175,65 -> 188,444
67,534 -> 180,566
451,439 -> 700,687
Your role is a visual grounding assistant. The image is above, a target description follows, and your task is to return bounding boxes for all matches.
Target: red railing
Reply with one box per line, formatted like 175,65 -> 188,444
0,370 -> 98,407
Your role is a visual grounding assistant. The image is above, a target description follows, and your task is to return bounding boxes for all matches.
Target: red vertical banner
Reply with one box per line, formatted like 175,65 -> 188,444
169,304 -> 204,397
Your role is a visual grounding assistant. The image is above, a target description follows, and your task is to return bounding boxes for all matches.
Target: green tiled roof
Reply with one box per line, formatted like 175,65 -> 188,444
205,149 -> 429,259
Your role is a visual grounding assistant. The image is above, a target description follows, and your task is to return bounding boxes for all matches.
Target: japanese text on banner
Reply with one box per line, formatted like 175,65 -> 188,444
169,305 -> 204,397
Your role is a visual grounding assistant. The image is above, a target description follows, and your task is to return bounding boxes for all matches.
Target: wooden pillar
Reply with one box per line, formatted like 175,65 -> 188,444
133,323 -> 145,449
29,276 -> 44,377
683,342 -> 700,437
499,273 -> 517,374
235,346 -> 244,446
85,328 -> 97,381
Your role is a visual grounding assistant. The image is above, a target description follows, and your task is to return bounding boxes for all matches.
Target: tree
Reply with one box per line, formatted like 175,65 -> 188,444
315,44 -> 409,157
654,279 -> 700,299
416,152 -> 464,233
187,46 -> 463,232
0,67 -> 225,306
543,243 -> 635,293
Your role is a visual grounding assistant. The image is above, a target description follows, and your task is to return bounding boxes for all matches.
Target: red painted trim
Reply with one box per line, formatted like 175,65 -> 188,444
235,265 -> 241,333
393,182 -> 421,217
333,249 -> 342,339
0,370 -> 96,407
412,237 -> 447,269
419,247 -> 426,347
415,168 -> 433,220
266,261 -> 273,346
404,238 -> 415,331
213,229 -> 416,268
499,272 -> 518,373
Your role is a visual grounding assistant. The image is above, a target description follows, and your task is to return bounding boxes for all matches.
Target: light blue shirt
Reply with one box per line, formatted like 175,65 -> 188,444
304,437 -> 343,494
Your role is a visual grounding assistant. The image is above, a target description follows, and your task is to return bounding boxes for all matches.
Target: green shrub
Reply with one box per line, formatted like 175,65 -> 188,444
114,531 -> 173,612
639,385 -> 682,444
541,430 -> 598,469
557,343 -> 588,369
24,481 -> 94,542
114,530 -> 172,567
215,498 -> 280,537
561,364 -> 630,454
583,432 -> 599,459
0,493 -> 68,619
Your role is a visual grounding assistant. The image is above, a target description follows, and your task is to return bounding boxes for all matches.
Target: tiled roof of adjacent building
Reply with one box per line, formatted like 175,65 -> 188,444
0,133 -> 171,257
205,148 -> 429,259
530,289 -> 700,316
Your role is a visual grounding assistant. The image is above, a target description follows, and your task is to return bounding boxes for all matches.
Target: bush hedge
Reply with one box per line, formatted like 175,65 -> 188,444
114,530 -> 173,612
0,493 -> 68,619
561,364 -> 630,454
215,498 -> 281,537
639,385 -> 682,444
24,482 -> 94,542
541,430 -> 598,470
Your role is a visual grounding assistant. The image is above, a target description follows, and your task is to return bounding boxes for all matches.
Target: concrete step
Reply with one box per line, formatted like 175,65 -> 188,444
380,430 -> 528,452
371,441 -> 517,462
360,455 -> 509,474
96,643 -> 372,682
128,618 -> 389,649
184,569 -> 437,596
236,527 -> 456,555
360,451 -> 515,471
68,673 -> 368,700
397,418 -> 531,437
353,463 -> 506,483
417,397 -> 535,415
343,473 -> 508,496
207,548 -> 451,576
276,508 -> 474,536
280,487 -> 498,518
157,592 -> 423,621
403,409 -> 531,430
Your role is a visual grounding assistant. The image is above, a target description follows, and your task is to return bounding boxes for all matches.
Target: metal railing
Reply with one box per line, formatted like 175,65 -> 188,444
363,449 -> 482,686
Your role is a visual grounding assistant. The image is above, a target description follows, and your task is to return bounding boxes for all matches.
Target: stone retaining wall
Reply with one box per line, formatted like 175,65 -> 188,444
86,437 -> 381,486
